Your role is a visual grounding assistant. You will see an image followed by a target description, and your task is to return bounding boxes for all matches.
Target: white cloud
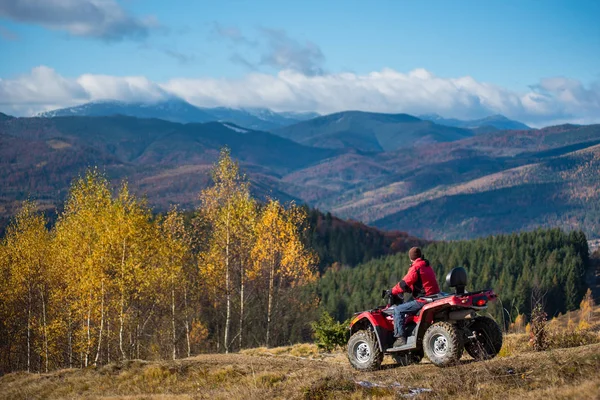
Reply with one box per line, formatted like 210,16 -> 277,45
1,66 -> 599,127
0,0 -> 160,41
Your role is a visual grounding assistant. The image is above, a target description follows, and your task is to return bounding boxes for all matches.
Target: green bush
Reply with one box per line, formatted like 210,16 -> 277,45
311,312 -> 349,352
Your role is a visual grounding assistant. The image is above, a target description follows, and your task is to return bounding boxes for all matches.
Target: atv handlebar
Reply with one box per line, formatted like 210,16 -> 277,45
382,289 -> 403,307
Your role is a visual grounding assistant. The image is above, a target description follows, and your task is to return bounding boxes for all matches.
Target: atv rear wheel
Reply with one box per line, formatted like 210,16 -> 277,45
465,316 -> 503,360
347,330 -> 383,371
423,322 -> 464,367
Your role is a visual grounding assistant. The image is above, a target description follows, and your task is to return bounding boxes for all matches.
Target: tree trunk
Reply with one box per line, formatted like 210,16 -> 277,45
94,281 -> 105,366
41,288 -> 49,373
224,210 -> 231,354
266,260 -> 275,348
136,320 -> 140,359
68,310 -> 72,369
107,316 -> 110,364
184,287 -> 191,358
119,238 -> 127,361
239,263 -> 244,350
27,285 -> 31,373
171,282 -> 177,360
85,291 -> 92,368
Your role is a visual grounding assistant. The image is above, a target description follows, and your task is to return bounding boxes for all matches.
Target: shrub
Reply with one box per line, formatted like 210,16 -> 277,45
311,312 -> 349,352
529,304 -> 548,351
548,329 -> 600,349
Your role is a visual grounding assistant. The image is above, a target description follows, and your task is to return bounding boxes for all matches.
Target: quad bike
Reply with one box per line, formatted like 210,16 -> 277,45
347,267 -> 503,370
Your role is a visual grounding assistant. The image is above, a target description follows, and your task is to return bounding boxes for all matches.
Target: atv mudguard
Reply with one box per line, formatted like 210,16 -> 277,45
349,311 -> 394,352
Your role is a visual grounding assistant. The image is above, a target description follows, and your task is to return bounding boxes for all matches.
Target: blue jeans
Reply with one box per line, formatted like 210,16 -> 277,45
393,300 -> 424,338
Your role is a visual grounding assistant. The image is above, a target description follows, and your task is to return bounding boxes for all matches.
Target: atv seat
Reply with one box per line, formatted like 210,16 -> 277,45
381,306 -> 422,317
382,307 -> 395,316
420,292 -> 451,302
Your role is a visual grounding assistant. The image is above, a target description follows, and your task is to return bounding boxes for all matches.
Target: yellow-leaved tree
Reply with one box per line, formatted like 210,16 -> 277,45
579,288 -> 594,324
108,182 -> 154,362
0,201 -> 51,372
198,148 -> 256,353
52,170 -> 114,367
156,206 -> 192,359
52,170 -> 155,366
250,199 -> 317,347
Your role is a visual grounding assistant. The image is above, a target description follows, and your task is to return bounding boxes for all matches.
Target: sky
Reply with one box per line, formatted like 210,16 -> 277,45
0,0 -> 599,127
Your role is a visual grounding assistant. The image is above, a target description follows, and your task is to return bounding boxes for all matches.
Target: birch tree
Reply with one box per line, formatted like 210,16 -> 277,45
156,207 -> 192,359
251,200 -> 317,347
1,201 -> 51,372
198,148 -> 255,353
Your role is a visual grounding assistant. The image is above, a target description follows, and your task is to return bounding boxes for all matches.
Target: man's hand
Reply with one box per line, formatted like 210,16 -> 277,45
381,289 -> 391,299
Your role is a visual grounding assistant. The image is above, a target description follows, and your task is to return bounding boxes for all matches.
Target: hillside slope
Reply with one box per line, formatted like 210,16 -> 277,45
1,343 -> 598,399
296,124 -> 600,239
420,113 -> 531,132
2,114 -> 600,240
273,111 -> 474,151
0,115 -> 338,230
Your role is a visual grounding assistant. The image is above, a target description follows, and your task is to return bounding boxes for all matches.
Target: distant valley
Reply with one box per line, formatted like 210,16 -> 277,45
2,100 -> 599,241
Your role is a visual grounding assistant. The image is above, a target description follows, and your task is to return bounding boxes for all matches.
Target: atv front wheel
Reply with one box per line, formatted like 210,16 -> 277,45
465,316 -> 503,360
347,330 -> 383,371
423,322 -> 464,367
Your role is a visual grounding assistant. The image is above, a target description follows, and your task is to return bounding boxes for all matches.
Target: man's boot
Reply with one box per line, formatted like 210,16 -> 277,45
393,336 -> 406,348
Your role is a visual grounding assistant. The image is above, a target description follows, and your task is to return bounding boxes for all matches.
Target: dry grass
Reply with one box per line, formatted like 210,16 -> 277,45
1,343 -> 599,400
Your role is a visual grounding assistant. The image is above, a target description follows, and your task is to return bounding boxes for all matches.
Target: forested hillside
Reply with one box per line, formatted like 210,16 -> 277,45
303,209 -> 429,273
317,229 -> 591,325
2,114 -> 600,240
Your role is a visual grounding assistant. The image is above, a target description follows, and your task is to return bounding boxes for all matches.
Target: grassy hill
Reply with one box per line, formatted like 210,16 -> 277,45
1,342 -> 598,399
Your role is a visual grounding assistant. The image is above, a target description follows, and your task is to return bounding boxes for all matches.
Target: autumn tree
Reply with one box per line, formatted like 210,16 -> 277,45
52,170 -> 156,366
52,170 -> 114,367
251,200 -> 317,347
0,201 -> 51,372
198,148 -> 256,353
579,289 -> 595,324
156,207 -> 193,359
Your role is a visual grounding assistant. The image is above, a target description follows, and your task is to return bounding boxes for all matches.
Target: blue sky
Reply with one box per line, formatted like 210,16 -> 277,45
0,0 -> 599,125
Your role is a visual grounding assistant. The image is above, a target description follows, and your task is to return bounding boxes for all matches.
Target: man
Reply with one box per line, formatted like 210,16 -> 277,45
391,247 -> 440,347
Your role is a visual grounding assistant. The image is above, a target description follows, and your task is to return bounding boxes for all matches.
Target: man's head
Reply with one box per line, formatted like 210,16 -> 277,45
409,247 -> 423,262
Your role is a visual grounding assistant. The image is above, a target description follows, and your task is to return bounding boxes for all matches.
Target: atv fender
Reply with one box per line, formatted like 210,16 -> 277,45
349,311 -> 392,353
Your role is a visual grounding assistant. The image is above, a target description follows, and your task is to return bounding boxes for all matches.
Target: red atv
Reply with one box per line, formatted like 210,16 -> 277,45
347,267 -> 503,370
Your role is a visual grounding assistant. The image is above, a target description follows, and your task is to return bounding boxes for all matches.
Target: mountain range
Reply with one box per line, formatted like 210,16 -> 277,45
35,99 -> 530,138
2,104 -> 599,241
36,99 -> 320,131
419,113 -> 531,133
273,111 -> 475,151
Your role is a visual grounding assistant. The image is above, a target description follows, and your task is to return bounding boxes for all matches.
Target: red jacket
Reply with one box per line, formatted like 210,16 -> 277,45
392,258 -> 440,301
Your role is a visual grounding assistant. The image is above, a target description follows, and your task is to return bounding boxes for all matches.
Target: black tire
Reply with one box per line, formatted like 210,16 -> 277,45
391,349 -> 423,366
423,322 -> 464,367
347,330 -> 383,371
465,316 -> 503,360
